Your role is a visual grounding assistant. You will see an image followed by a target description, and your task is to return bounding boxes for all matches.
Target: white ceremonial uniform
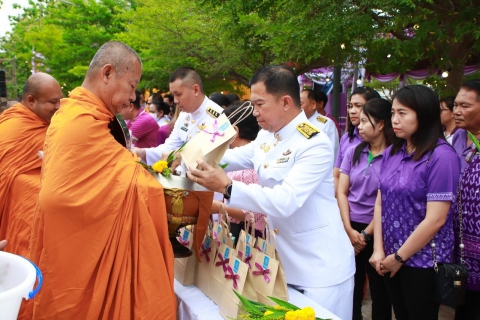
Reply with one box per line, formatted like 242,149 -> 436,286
145,96 -> 223,165
308,111 -> 339,163
222,111 -> 355,319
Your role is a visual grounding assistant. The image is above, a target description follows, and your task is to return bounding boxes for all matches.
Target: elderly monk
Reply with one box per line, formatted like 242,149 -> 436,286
0,72 -> 62,258
29,41 -> 176,319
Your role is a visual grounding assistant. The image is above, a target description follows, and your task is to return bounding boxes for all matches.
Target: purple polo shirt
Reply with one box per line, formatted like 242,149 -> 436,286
340,144 -> 384,224
379,140 -> 461,268
130,109 -> 160,148
451,128 -> 479,174
454,154 -> 480,291
335,127 -> 362,168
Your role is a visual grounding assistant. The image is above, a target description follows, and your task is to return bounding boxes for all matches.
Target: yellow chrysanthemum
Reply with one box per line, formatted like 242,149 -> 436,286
284,307 -> 315,320
152,160 -> 168,173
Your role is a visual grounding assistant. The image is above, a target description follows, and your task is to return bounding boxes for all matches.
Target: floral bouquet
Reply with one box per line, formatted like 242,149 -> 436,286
137,141 -> 187,178
234,291 -> 329,320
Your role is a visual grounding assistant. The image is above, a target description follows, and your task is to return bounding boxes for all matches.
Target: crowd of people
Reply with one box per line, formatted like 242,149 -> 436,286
0,39 -> 479,320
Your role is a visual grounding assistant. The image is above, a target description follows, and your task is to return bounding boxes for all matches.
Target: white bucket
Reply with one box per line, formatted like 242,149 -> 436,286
0,252 -> 42,320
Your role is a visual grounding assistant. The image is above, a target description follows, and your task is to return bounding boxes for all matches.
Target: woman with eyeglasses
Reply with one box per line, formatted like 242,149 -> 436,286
440,96 -> 458,144
451,80 -> 480,320
333,87 -> 381,190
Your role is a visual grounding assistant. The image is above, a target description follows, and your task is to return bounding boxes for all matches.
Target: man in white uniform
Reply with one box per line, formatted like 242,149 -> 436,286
300,89 -> 339,163
134,67 -> 223,165
187,66 -> 355,320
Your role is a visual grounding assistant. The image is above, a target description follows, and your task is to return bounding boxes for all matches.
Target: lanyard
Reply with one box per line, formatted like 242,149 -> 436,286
468,131 -> 480,152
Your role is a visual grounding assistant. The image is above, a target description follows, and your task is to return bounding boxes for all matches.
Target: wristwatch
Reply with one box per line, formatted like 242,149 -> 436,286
360,230 -> 371,242
394,251 -> 405,264
223,183 -> 233,200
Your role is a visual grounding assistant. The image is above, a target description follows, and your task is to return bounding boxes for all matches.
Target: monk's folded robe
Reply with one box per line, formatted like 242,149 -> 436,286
29,87 -> 176,319
0,103 -> 47,258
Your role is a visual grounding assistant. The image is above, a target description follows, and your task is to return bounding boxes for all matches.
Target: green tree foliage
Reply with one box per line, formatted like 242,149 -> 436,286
202,0 -> 480,95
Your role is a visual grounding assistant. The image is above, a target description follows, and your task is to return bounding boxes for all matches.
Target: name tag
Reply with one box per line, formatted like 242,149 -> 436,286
246,245 -> 251,256
205,237 -> 210,249
219,121 -> 230,132
234,259 -> 240,274
181,126 -> 188,132
224,247 -> 230,259
263,256 -> 270,270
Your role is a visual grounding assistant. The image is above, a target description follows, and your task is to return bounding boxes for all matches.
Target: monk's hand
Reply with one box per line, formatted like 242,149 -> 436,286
187,159 -> 231,194
0,240 -> 7,251
131,147 -> 146,161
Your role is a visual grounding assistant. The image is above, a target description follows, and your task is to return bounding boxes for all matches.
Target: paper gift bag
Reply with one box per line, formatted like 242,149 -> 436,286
174,228 -> 197,285
194,234 -> 216,297
209,242 -> 238,305
236,216 -> 256,262
252,231 -> 289,305
219,258 -> 250,319
180,102 -> 253,169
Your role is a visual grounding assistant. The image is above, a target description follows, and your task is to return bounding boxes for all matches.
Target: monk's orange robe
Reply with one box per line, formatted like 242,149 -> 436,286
29,87 -> 176,319
0,103 -> 47,258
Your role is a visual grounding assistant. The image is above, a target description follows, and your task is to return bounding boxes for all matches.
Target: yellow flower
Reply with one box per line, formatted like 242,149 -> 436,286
264,310 -> 274,316
152,160 -> 168,173
284,307 -> 315,320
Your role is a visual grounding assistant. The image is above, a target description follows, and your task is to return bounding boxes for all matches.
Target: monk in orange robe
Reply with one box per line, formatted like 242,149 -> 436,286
0,72 -> 62,259
29,41 -> 176,319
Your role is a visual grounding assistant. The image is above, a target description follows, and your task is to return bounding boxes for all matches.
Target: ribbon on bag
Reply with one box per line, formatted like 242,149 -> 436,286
244,254 -> 252,269
178,237 -> 190,246
253,262 -> 270,283
224,265 -> 239,289
215,253 -> 230,272
203,120 -> 225,142
200,243 -> 212,262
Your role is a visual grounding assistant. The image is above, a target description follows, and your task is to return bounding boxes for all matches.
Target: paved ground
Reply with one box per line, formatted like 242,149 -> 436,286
360,284 -> 455,319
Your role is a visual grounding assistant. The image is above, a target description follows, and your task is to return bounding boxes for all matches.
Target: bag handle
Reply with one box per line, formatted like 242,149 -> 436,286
226,101 -> 254,127
244,213 -> 256,240
431,178 -> 465,272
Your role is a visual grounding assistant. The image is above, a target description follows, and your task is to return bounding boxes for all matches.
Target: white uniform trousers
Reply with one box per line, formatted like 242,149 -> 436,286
290,275 -> 354,320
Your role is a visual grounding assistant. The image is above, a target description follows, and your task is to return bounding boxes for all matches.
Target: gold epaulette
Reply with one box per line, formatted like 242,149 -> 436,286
316,115 -> 327,124
206,106 -> 222,119
296,122 -> 320,139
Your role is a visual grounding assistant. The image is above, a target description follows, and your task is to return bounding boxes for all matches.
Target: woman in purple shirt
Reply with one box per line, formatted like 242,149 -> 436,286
337,98 -> 394,320
451,80 -> 480,320
370,85 -> 461,320
334,87 -> 381,190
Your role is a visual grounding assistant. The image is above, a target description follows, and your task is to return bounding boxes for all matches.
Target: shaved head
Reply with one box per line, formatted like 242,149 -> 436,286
22,72 -> 63,123
86,41 -> 142,79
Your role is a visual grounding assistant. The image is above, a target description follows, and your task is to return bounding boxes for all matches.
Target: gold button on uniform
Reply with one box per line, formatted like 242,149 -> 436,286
264,163 -> 269,169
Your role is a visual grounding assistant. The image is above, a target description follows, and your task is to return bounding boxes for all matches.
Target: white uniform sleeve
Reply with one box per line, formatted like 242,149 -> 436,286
323,120 -> 339,161
228,136 -> 333,219
221,141 -> 255,172
145,113 -> 187,165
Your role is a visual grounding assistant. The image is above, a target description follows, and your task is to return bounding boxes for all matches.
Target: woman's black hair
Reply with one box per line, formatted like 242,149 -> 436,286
439,96 -> 455,111
390,85 -> 444,161
223,100 -> 260,141
346,87 -> 381,140
153,100 -> 170,116
352,98 -> 395,165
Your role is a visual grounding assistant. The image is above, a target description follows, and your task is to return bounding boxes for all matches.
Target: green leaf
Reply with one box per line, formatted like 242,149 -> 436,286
219,163 -> 229,169
267,296 -> 300,311
233,290 -> 264,316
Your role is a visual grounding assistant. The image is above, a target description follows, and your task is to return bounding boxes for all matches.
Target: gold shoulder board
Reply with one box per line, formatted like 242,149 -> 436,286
316,115 -> 327,124
296,122 -> 320,139
207,106 -> 221,119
